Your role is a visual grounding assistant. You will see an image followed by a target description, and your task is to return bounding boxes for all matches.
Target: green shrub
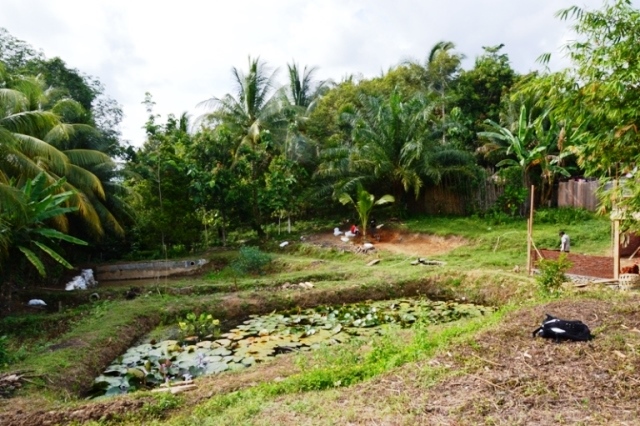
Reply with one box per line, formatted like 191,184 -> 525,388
536,253 -> 572,295
534,207 -> 594,225
231,246 -> 272,275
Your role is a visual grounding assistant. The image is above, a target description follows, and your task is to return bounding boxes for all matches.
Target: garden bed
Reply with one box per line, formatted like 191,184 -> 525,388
535,249 -> 613,279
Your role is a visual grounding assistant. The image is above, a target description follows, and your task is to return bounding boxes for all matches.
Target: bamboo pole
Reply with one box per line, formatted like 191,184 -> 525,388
614,219 -> 620,280
527,219 -> 532,274
527,185 -> 535,275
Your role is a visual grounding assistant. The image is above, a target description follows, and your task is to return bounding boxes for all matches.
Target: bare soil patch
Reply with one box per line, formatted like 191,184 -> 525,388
537,249 -> 614,279
307,228 -> 467,258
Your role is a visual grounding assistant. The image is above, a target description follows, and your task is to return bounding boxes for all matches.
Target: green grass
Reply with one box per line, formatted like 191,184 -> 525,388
0,210 -> 615,422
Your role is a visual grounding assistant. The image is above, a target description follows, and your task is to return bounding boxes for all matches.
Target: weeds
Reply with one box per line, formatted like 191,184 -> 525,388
231,246 -> 272,275
536,254 -> 572,295
0,335 -> 11,366
178,312 -> 220,340
142,393 -> 181,418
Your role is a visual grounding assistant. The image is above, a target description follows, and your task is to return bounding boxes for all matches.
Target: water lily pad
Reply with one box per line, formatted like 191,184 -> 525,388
227,362 -> 246,371
205,362 -> 229,374
241,357 -> 256,366
213,338 -> 233,347
95,297 -> 493,397
104,366 -> 127,376
210,347 -> 232,357
126,367 -> 146,379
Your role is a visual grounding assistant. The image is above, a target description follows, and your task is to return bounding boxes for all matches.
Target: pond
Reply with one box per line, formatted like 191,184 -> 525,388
91,298 -> 493,397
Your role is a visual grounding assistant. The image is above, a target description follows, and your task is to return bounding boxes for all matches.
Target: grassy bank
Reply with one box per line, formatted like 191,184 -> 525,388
0,211 -> 620,425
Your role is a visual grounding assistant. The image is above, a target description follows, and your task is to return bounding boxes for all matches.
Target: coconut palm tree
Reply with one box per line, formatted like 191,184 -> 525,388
198,57 -> 286,237
277,62 -> 330,163
405,41 -> 464,144
198,56 -> 283,157
1,66 -> 126,238
338,184 -> 394,238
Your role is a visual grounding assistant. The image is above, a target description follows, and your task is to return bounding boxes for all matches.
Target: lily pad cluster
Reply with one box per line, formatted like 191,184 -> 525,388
92,298 -> 492,396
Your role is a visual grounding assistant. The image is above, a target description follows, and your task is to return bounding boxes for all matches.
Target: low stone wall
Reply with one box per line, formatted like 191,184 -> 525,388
95,259 -> 209,281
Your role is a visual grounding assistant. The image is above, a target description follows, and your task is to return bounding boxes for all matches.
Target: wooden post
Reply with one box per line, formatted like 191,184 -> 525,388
614,219 -> 620,280
527,219 -> 532,274
527,185 -> 535,275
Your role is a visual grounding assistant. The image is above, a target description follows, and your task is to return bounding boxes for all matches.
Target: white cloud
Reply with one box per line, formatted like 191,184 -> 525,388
0,0 -> 620,146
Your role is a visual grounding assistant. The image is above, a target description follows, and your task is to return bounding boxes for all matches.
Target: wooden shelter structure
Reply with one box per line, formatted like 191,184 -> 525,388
527,184 -> 639,282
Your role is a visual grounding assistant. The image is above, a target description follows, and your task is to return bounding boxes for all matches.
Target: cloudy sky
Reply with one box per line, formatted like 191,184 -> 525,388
0,0 -> 613,146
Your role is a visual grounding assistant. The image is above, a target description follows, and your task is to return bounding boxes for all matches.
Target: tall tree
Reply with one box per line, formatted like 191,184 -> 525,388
318,89 -> 437,204
542,0 -> 640,220
198,57 -> 285,237
405,41 -> 464,144
278,62 -> 329,163
454,44 -> 517,151
0,67 -> 125,238
126,106 -> 200,255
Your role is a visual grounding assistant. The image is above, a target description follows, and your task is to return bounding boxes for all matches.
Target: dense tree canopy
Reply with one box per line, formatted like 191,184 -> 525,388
4,0 -> 640,275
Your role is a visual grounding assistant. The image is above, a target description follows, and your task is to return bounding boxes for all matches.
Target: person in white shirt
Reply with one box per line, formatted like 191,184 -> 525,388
559,231 -> 570,253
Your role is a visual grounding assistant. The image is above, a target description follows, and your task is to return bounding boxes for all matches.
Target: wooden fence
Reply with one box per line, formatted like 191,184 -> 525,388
557,180 -> 599,211
414,178 -> 503,215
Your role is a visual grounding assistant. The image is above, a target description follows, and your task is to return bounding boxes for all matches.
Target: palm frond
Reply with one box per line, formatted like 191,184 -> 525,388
34,241 -> 74,269
63,149 -> 114,169
18,245 -> 46,276
34,228 -> 88,245
64,164 -> 106,199
1,110 -> 59,135
12,133 -> 70,173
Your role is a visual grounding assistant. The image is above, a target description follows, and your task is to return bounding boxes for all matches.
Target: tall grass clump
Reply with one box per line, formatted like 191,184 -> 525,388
231,246 -> 272,275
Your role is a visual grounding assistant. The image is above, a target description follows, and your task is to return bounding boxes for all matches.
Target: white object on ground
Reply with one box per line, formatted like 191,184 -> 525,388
363,243 -> 374,249
28,299 -> 47,306
279,241 -> 289,248
344,231 -> 355,238
333,227 -> 342,236
340,237 -> 350,243
65,269 -> 98,291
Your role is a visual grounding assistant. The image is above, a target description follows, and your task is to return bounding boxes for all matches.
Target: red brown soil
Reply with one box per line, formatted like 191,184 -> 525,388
537,249 -> 614,279
307,228 -> 466,258
536,249 -> 640,280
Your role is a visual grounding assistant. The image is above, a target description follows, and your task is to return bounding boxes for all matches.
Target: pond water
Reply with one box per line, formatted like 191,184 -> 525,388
92,298 -> 493,397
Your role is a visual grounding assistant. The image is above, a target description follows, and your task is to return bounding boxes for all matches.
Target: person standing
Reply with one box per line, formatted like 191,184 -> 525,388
559,231 -> 571,253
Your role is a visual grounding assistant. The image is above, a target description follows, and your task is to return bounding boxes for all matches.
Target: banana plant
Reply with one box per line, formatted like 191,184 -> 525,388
2,173 -> 87,277
479,105 -> 547,186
